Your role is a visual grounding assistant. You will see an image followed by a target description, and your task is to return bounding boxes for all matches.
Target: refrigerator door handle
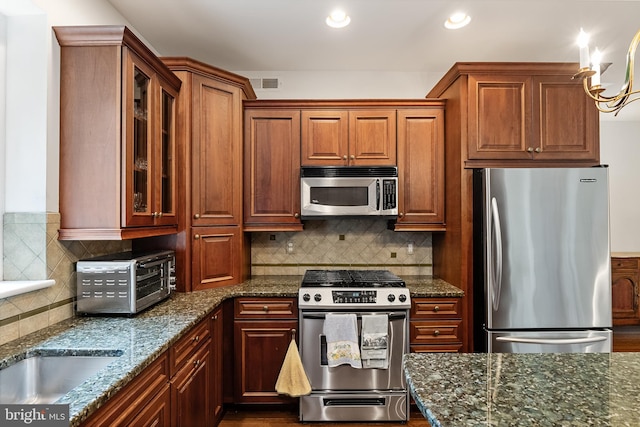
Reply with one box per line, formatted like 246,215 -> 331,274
496,336 -> 608,345
490,197 -> 503,311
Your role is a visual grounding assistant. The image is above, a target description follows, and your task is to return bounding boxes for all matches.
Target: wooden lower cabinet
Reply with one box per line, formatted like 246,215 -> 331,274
233,297 -> 298,404
210,306 -> 224,424
410,297 -> 463,353
81,309 -> 223,427
80,353 -> 170,427
127,383 -> 171,427
612,257 -> 640,325
171,342 -> 212,426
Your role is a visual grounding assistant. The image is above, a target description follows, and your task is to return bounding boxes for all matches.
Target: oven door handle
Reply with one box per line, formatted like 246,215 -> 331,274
302,312 -> 407,320
138,259 -> 171,269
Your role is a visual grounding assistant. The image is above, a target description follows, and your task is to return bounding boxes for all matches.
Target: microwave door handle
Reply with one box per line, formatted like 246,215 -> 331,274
376,179 -> 380,210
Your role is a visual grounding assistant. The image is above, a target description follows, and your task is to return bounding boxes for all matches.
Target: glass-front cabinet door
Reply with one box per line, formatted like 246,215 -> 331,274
155,83 -> 177,225
124,50 -> 177,227
132,66 -> 151,220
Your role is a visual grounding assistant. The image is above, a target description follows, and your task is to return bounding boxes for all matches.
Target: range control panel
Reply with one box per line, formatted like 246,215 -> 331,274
299,287 -> 410,309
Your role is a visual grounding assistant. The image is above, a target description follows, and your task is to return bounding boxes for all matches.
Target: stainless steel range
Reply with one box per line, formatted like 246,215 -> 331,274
298,270 -> 410,422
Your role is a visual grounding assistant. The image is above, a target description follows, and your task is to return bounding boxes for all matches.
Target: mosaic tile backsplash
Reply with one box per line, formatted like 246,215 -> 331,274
0,213 -> 130,345
251,219 -> 433,276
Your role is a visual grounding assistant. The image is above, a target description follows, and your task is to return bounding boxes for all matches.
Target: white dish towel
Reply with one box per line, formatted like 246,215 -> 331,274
323,313 -> 362,369
361,314 -> 389,369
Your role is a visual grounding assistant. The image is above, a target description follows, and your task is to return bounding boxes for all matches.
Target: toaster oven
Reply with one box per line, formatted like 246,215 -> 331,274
76,250 -> 175,315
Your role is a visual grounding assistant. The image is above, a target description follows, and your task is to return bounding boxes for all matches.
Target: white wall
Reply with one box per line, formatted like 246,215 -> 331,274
600,121 -> 640,253
237,70 -> 441,99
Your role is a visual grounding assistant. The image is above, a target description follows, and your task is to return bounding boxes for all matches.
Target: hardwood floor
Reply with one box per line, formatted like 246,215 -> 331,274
218,406 -> 431,426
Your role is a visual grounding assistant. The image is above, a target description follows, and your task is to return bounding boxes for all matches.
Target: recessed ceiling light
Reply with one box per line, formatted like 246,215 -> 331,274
444,12 -> 471,30
326,10 -> 351,28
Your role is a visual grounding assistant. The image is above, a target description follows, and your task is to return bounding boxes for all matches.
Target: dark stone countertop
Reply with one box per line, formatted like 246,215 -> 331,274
0,275 -> 461,426
404,352 -> 640,426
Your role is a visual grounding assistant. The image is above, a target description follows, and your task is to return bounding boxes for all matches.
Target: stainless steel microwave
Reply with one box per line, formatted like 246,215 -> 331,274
300,166 -> 398,218
76,250 -> 175,315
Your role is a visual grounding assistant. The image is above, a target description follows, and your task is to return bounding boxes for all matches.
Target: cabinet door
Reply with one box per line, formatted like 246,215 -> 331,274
348,110 -> 396,165
153,80 -> 178,226
124,51 -> 178,227
210,307 -> 224,425
612,258 -> 640,324
124,50 -> 156,227
80,353 -> 169,427
468,74 -> 533,160
532,75 -> 599,162
395,108 -> 445,230
301,110 -> 349,165
171,342 -> 211,427
244,110 -> 303,230
233,320 -> 298,404
125,383 -> 171,427
192,226 -> 242,290
192,74 -> 242,226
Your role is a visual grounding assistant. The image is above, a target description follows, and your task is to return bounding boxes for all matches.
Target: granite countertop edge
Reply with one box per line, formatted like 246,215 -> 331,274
0,275 -> 461,426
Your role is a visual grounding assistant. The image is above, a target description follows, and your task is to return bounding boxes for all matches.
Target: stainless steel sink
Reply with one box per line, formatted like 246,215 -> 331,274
0,353 -> 121,404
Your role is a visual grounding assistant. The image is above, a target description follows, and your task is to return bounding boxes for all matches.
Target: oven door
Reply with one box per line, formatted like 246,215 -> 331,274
300,310 -> 408,391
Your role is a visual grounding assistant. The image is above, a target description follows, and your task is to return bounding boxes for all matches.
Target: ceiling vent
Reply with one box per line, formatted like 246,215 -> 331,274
250,77 -> 280,90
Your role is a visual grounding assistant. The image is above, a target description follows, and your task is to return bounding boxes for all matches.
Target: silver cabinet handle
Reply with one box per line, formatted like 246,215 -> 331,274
496,336 -> 607,345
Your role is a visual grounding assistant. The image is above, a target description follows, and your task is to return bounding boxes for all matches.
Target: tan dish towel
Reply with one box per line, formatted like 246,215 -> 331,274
275,338 -> 312,397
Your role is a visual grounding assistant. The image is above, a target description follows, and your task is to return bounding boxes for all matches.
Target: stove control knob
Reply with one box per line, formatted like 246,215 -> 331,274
387,294 -> 396,302
314,293 -> 322,302
302,293 -> 311,302
398,294 -> 407,303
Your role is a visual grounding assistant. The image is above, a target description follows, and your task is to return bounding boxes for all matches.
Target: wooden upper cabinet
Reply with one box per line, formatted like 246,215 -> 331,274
54,25 -> 182,240
190,73 -> 242,225
161,57 -> 255,291
532,75 -> 599,162
395,106 -> 446,231
301,109 -> 396,166
349,110 -> 396,165
301,110 -> 349,165
244,109 -> 303,231
429,62 -> 600,168
468,74 -> 533,161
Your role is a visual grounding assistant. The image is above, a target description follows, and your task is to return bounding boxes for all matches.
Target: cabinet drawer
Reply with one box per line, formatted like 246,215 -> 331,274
170,318 -> 211,376
410,343 -> 463,353
410,320 -> 462,344
612,258 -> 639,271
234,298 -> 298,319
411,298 -> 461,319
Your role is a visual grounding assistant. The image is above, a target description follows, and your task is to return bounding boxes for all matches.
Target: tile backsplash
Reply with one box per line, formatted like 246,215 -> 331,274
251,219 -> 432,276
0,216 -> 432,345
0,212 -> 129,345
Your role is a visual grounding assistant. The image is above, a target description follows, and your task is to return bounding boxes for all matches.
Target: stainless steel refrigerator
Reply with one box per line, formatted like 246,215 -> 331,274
473,167 -> 612,353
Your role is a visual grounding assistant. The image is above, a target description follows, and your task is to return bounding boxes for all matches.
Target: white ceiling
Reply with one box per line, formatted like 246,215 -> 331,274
107,0 -> 640,120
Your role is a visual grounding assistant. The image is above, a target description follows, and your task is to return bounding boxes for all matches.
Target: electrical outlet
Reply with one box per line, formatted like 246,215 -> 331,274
408,241 -> 414,255
286,241 -> 294,254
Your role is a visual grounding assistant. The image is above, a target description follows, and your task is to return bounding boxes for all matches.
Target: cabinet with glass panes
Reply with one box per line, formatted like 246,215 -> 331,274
54,25 -> 181,240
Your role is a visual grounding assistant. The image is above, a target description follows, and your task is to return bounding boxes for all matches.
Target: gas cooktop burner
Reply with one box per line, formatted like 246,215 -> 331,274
301,269 -> 405,288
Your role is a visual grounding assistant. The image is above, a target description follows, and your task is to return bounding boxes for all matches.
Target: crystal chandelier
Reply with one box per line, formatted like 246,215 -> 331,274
574,28 -> 640,115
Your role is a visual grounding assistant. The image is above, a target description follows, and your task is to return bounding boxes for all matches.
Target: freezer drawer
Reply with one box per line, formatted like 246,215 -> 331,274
488,330 -> 612,353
